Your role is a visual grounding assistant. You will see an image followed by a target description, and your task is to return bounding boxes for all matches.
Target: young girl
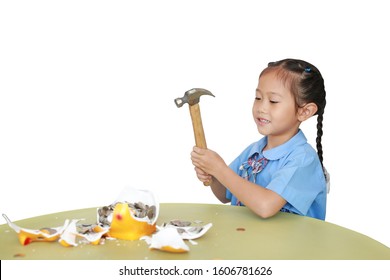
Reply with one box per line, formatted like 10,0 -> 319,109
191,58 -> 328,220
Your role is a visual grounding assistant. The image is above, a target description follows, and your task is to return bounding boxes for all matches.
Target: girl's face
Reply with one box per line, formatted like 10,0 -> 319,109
253,70 -> 301,149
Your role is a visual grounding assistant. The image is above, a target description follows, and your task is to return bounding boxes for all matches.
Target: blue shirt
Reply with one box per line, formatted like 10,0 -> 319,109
227,130 -> 327,220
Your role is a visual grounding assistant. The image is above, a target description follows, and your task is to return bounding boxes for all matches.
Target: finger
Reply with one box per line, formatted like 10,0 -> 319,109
193,146 -> 206,154
201,175 -> 212,183
196,172 -> 212,183
190,151 -> 199,159
191,157 -> 201,167
191,153 -> 205,169
194,167 -> 207,175
195,167 -> 211,181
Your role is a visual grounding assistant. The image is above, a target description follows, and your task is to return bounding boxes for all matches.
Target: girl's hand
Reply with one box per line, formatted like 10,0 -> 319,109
190,146 -> 227,178
193,167 -> 212,184
191,146 -> 231,204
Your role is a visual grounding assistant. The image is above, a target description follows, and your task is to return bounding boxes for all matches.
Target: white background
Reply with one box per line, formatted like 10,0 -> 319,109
1,0 -> 389,250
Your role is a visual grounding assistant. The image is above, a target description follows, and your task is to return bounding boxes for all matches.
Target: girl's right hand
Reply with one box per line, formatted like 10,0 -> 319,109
194,166 -> 212,184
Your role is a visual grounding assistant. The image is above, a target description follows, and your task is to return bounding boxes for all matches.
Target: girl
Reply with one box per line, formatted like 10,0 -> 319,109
191,58 -> 328,220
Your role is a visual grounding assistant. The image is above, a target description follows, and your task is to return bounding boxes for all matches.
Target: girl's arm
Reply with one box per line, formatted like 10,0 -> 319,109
210,176 -> 230,203
191,147 -> 286,218
217,166 -> 286,218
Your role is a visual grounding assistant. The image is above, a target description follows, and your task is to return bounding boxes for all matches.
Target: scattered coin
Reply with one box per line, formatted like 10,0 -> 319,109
168,220 -> 192,227
159,220 -> 213,240
76,223 -> 95,234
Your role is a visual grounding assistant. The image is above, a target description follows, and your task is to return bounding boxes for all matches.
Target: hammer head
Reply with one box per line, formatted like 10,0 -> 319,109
174,88 -> 215,108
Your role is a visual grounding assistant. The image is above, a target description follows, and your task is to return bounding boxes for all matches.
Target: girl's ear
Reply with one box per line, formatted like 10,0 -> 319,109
298,103 -> 318,121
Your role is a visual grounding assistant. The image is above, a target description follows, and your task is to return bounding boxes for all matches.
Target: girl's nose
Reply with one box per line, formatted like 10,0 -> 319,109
255,101 -> 267,113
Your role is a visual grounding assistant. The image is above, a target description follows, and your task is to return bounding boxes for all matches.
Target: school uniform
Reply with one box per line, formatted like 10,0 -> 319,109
227,129 -> 327,220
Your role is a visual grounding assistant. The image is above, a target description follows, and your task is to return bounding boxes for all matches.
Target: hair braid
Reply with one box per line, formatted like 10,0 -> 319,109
316,113 -> 324,168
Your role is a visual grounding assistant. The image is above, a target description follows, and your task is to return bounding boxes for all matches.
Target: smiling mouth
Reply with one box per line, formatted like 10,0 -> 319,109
257,118 -> 270,124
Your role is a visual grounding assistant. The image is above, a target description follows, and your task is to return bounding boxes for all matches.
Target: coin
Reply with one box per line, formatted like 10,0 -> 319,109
169,220 -> 192,227
98,201 -> 156,225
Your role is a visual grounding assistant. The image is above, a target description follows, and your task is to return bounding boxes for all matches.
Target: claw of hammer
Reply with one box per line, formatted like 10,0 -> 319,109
174,88 -> 215,186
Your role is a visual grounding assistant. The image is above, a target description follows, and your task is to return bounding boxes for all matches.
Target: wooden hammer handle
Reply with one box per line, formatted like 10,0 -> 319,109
189,103 -> 212,186
189,103 -> 207,148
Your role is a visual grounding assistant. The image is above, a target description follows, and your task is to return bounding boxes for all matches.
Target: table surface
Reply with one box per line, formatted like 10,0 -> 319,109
1,203 -> 389,260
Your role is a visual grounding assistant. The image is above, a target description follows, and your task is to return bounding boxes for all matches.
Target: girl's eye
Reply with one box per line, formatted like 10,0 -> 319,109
270,100 -> 279,104
255,97 -> 261,101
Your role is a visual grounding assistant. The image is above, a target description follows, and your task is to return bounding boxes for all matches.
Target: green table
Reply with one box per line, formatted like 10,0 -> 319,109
0,203 -> 389,260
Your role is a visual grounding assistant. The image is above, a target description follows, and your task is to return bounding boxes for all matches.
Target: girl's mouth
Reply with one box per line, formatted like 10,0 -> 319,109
257,118 -> 270,125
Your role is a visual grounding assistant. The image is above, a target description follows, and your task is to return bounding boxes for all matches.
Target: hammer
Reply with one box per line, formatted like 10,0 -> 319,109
174,88 -> 215,186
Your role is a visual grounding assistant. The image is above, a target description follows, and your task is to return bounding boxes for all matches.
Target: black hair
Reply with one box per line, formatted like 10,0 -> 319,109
260,59 -> 327,169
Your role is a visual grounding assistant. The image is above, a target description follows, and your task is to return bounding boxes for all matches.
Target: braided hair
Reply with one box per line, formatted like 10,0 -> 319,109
260,59 -> 327,179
